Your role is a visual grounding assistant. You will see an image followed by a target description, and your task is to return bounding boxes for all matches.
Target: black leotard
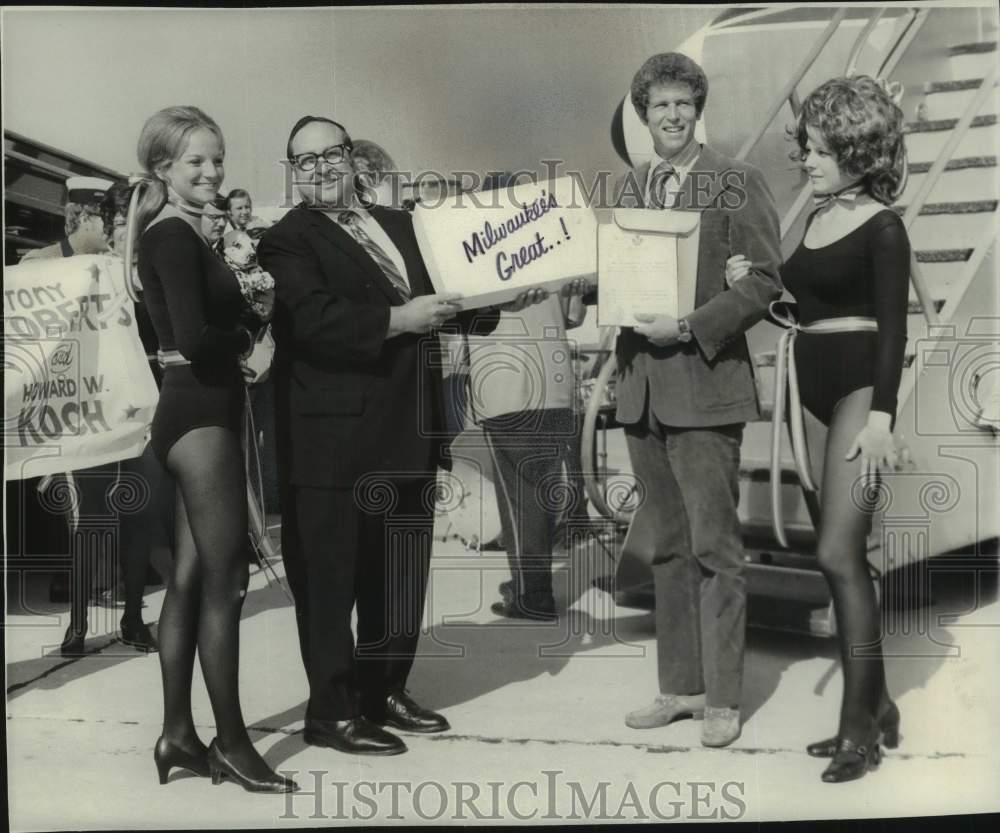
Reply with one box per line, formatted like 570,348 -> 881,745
781,208 -> 911,425
138,217 -> 248,465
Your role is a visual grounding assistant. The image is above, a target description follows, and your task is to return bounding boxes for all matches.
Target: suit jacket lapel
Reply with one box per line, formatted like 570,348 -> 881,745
618,162 -> 649,208
299,205 -> 403,305
674,145 -> 728,212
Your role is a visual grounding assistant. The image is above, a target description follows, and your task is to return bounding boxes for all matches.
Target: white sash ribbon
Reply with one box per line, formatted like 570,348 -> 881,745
769,302 -> 878,547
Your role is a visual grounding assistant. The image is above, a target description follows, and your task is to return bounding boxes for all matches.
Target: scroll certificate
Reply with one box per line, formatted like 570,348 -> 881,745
597,207 -> 701,327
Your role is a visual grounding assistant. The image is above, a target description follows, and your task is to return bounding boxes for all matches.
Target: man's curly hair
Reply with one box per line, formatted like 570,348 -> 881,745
630,52 -> 709,121
791,75 -> 906,205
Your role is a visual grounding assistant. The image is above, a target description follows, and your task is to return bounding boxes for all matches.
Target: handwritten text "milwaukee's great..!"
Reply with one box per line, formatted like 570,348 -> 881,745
460,190 -> 572,281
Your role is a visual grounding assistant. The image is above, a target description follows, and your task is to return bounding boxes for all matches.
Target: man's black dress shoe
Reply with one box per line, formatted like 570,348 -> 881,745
60,624 -> 87,657
491,592 -> 556,622
120,618 -> 159,653
303,716 -> 407,755
368,690 -> 450,734
480,534 -> 506,552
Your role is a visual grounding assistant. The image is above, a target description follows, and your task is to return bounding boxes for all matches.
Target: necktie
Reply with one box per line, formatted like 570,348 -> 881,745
338,211 -> 411,301
648,160 -> 677,209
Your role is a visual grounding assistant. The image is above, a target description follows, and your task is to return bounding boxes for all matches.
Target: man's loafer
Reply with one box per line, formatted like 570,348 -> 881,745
368,690 -> 450,734
701,706 -> 741,748
625,693 -> 706,729
303,716 -> 407,755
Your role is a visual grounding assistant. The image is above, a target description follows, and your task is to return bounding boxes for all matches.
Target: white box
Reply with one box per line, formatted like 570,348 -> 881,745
412,176 -> 598,310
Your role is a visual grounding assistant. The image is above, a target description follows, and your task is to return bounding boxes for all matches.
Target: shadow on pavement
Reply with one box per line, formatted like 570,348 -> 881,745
5,572 -> 294,702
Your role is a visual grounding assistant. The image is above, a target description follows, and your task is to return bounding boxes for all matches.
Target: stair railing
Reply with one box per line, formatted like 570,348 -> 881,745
901,60 -> 999,326
873,7 -> 929,78
735,9 -> 848,162
736,7 -> 921,166
775,8 -> 928,240
739,8 -> 924,239
844,7 -> 888,77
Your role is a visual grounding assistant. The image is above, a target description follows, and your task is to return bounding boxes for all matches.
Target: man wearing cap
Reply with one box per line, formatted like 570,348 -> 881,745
18,174 -> 114,625
20,176 -> 115,262
16,176 -> 160,655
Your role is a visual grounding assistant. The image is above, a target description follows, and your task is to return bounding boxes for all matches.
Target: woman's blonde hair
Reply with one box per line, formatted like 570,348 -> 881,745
123,107 -> 224,298
134,106 -> 224,228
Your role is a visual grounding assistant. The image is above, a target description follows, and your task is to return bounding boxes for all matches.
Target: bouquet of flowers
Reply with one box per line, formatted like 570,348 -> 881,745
223,230 -> 274,322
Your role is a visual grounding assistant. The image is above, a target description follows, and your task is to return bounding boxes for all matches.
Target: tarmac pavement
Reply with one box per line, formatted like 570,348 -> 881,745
5,517 -> 1000,829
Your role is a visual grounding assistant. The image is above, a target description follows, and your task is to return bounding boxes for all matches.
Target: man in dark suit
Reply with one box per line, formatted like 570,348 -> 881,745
200,195 -> 229,258
259,116 -> 532,756
610,53 -> 782,747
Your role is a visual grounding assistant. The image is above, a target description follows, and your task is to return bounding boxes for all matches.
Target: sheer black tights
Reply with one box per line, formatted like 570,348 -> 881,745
120,449 -> 172,627
807,387 -> 890,743
158,427 -> 261,767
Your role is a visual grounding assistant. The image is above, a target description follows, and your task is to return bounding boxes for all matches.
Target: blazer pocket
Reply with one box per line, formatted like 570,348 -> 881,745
297,390 -> 366,416
694,355 -> 756,411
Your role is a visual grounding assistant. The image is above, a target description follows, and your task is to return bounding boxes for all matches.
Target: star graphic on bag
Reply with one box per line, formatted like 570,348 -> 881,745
122,404 -> 142,420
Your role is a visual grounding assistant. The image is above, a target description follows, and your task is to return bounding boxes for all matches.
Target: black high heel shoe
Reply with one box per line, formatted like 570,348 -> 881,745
821,733 -> 882,783
807,700 -> 901,758
154,736 -> 210,784
207,739 -> 299,793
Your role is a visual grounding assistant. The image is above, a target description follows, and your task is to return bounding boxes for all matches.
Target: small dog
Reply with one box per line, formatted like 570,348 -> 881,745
223,230 -> 274,322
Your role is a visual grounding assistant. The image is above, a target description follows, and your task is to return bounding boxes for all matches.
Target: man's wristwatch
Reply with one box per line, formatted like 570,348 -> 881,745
676,317 -> 693,343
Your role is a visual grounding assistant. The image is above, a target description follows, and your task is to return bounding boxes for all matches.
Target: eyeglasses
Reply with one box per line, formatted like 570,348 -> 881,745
291,143 -> 353,171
